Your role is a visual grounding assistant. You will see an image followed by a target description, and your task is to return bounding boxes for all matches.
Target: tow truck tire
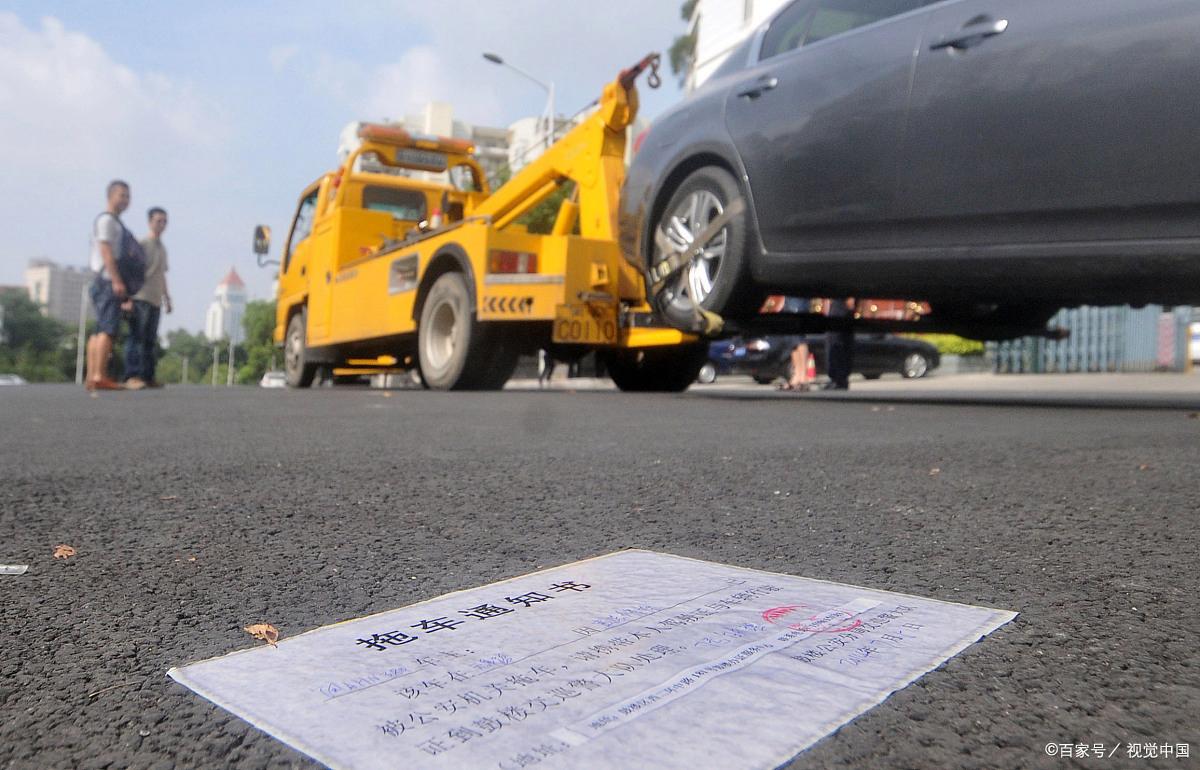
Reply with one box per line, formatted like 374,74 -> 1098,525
284,311 -> 317,388
418,272 -> 515,390
652,166 -> 760,330
602,344 -> 708,393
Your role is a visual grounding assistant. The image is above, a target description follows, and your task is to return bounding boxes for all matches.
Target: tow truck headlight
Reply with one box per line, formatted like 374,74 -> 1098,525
488,250 -> 538,274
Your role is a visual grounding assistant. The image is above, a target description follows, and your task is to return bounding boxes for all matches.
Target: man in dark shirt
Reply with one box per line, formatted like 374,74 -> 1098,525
824,299 -> 855,390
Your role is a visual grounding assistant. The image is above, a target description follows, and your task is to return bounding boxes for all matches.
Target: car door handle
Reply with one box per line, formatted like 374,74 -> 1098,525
736,76 -> 778,99
931,18 -> 1008,50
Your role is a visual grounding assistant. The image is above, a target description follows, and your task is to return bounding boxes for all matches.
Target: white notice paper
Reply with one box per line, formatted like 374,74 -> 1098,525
169,550 -> 1015,770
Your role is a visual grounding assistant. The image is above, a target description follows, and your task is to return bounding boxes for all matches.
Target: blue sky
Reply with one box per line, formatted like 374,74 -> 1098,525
0,2 -> 686,334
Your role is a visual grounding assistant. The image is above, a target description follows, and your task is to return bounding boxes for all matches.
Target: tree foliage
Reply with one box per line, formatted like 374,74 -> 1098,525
669,0 -> 700,85
0,290 -> 75,381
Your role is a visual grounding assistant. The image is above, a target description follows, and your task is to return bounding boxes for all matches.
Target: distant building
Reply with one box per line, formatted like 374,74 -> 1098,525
688,0 -> 788,91
205,268 -> 247,342
24,258 -> 92,327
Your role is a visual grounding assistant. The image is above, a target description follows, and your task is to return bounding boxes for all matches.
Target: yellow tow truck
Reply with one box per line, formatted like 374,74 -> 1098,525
258,54 -> 706,391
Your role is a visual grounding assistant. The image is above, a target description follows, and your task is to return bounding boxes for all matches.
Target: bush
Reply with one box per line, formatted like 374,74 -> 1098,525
912,334 -> 985,356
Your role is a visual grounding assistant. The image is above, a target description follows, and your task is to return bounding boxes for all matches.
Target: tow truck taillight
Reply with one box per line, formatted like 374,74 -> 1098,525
488,250 -> 538,274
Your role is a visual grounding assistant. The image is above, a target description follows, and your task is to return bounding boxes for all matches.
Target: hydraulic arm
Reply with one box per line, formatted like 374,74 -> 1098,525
473,54 -> 662,243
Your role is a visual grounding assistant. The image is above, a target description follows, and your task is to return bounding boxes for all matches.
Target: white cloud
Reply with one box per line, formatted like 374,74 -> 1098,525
364,45 -> 505,124
307,0 -> 684,130
0,13 -> 233,333
0,14 -> 227,176
268,43 -> 300,73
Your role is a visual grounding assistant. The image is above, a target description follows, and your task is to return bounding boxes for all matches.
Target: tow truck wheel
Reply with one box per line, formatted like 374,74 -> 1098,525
284,311 -> 317,388
602,344 -> 708,392
418,272 -> 515,390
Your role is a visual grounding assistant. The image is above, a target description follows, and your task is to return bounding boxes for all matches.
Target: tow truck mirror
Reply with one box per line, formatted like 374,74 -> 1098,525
253,225 -> 271,255
253,225 -> 278,267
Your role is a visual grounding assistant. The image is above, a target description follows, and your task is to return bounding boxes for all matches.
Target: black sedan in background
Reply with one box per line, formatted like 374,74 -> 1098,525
700,334 -> 939,384
620,0 -> 1200,338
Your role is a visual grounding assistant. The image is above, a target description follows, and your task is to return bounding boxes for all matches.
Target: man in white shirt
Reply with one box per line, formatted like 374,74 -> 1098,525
124,207 -> 172,389
86,180 -> 132,390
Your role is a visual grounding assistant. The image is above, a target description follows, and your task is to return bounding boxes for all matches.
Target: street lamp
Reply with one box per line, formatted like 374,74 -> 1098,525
482,52 -> 556,155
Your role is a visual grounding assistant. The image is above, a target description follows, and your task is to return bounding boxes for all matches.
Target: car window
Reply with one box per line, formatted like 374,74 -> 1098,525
363,185 -> 427,222
711,34 -> 758,79
760,0 -> 816,60
283,189 -> 318,272
804,0 -> 919,46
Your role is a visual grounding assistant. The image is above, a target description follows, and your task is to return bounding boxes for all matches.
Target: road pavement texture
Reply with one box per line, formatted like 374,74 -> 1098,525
2,384 -> 1197,769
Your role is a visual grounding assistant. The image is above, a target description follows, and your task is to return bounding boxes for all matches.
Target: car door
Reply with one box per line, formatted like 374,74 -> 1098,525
724,0 -> 929,257
897,0 -> 1200,248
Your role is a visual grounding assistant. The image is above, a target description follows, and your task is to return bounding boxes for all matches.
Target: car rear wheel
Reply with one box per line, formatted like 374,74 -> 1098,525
652,167 -> 759,330
602,344 -> 708,392
901,353 -> 929,379
284,311 -> 317,388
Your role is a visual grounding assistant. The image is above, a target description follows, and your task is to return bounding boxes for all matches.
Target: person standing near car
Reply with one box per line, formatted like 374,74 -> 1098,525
86,180 -> 133,391
124,207 -> 172,389
824,298 -> 856,391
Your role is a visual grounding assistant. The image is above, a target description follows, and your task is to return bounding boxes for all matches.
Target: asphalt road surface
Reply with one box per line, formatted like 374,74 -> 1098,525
2,384 -> 1197,770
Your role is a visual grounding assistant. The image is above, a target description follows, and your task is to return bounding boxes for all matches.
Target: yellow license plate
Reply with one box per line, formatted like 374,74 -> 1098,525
553,303 -> 618,345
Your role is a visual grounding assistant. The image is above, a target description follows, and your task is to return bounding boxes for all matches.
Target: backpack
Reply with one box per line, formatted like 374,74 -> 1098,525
95,213 -> 146,295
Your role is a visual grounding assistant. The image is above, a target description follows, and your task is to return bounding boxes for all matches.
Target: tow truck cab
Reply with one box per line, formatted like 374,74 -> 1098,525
273,125 -> 489,352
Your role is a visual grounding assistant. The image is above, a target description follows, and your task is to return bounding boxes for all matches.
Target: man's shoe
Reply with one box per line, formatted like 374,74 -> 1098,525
146,381 -> 165,389
124,377 -> 147,391
90,378 -> 123,391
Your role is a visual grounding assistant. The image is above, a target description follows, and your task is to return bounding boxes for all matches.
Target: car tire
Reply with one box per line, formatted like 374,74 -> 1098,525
752,374 -> 776,385
862,373 -> 882,380
284,310 -> 317,388
697,362 -> 717,384
602,344 -> 708,392
652,166 -> 759,330
418,272 -> 516,390
901,353 -> 929,379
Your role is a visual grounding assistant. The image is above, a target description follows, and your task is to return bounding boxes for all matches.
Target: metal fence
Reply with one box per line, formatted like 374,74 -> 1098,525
988,306 -> 1193,373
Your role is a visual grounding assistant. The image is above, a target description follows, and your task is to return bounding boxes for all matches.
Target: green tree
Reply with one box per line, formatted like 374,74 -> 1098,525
236,300 -> 278,384
0,290 -> 68,353
0,290 -> 74,382
668,0 -> 700,86
161,328 -> 213,384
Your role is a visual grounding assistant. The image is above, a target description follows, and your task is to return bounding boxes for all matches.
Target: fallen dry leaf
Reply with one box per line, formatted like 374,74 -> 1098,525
160,495 -> 179,501
1138,464 -> 1151,471
929,468 -> 941,476
1187,412 -> 1198,419
53,544 -> 76,559
244,623 -> 280,647
382,392 -> 392,398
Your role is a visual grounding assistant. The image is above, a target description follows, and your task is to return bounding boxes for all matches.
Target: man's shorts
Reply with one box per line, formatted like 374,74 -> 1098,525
89,278 -> 120,336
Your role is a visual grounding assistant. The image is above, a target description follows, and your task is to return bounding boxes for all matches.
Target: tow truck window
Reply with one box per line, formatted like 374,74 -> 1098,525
363,186 -> 427,222
283,189 -> 318,272
449,164 -> 482,193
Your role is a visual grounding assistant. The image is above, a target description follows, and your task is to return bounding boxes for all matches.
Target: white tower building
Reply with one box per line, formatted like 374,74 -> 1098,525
205,268 -> 247,342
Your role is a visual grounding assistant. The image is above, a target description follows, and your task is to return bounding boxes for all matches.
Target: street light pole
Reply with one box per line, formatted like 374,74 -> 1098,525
74,283 -> 88,385
482,52 -> 556,153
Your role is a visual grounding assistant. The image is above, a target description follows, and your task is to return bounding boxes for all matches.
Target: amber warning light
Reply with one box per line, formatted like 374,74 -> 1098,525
488,250 -> 538,274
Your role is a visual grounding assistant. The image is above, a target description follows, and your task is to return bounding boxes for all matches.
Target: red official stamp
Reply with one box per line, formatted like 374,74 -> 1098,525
762,604 -> 862,634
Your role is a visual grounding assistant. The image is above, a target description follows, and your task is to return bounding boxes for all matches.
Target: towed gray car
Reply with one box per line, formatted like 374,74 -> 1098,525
620,0 -> 1200,338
